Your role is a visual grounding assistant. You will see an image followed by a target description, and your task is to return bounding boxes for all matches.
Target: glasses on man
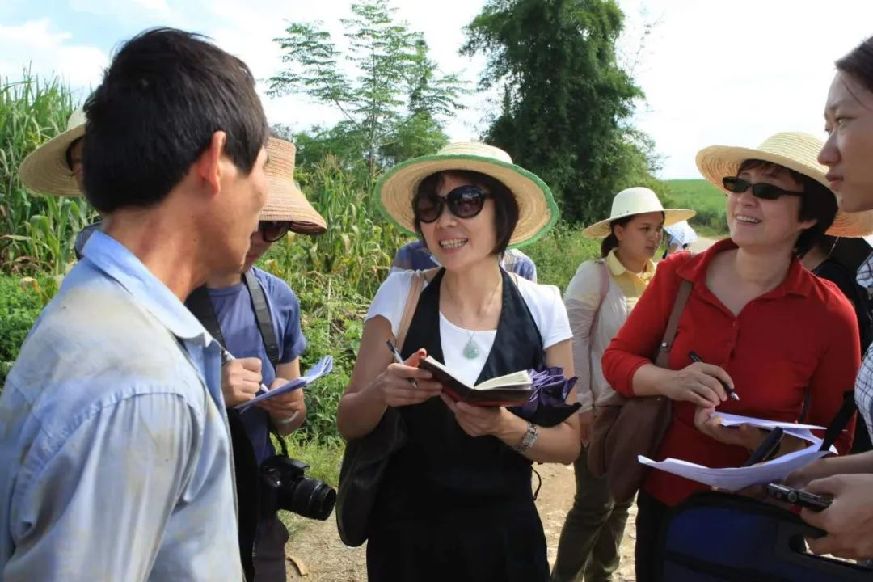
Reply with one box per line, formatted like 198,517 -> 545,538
722,176 -> 804,201
259,221 -> 292,243
413,185 -> 491,223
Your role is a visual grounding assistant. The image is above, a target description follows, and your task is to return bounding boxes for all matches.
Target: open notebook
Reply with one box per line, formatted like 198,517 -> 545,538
419,356 -> 532,407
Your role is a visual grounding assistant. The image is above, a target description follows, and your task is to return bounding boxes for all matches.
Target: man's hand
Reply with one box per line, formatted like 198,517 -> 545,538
801,474 -> 873,560
259,378 -> 306,431
221,357 -> 262,407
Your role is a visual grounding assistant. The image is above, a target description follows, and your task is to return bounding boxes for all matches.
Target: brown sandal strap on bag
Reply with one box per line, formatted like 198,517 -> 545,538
655,280 -> 692,368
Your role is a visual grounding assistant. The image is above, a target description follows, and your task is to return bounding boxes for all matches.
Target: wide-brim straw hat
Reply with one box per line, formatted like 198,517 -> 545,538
19,109 -> 86,196
262,138 -> 327,235
375,141 -> 558,248
696,132 -> 873,238
583,187 -> 695,238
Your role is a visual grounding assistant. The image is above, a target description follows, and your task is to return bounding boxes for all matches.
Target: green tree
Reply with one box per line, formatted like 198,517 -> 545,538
269,0 -> 465,183
463,0 -> 654,224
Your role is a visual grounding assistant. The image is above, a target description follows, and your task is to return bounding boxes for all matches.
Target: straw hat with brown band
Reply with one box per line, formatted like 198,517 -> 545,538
263,137 -> 327,236
374,141 -> 559,248
696,132 -> 873,238
19,109 -> 86,197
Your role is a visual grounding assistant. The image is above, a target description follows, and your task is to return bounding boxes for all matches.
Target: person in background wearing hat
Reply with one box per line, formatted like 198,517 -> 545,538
184,136 -> 326,581
391,238 -> 539,281
551,188 -> 694,582
18,108 -> 106,258
337,142 -> 579,581
662,219 -> 698,258
783,36 -> 873,561
0,28 -> 269,580
602,132 -> 862,581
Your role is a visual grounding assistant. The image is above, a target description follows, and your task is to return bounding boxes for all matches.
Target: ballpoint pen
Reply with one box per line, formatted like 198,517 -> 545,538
386,340 -> 417,387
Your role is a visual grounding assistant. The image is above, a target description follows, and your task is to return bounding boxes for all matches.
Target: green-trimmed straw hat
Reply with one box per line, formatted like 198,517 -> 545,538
375,141 -> 559,247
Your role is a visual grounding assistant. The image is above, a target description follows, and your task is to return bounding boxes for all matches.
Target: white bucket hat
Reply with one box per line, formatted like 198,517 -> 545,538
583,187 -> 695,238
375,141 -> 559,248
261,137 -> 327,235
696,132 -> 873,238
19,109 -> 86,197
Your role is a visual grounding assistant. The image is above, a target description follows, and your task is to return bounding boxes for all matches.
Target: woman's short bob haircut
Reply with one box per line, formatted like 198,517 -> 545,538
412,170 -> 520,256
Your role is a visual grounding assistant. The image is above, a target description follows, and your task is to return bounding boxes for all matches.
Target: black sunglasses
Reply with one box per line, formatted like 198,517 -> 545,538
722,176 -> 804,201
259,221 -> 292,243
414,185 -> 491,223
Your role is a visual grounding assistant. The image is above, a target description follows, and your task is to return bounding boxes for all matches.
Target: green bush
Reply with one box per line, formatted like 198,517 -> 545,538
0,273 -> 49,386
524,224 -> 601,292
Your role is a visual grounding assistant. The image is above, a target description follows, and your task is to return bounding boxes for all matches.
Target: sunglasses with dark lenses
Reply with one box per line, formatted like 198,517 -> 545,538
259,221 -> 292,243
414,185 -> 491,223
722,176 -> 804,201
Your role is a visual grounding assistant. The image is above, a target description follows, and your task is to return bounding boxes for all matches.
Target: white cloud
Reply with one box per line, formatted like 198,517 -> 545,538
0,20 -> 107,92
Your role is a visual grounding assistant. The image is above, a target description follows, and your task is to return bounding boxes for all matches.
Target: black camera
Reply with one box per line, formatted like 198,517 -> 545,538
260,455 -> 336,521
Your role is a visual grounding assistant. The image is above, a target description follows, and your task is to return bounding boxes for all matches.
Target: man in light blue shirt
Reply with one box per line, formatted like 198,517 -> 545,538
0,28 -> 269,581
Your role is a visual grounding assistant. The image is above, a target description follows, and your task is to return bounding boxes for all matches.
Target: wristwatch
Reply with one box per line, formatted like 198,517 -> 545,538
515,422 -> 539,453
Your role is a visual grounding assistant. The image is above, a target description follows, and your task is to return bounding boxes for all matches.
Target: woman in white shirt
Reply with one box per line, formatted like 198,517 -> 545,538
551,187 -> 694,582
337,142 -> 580,582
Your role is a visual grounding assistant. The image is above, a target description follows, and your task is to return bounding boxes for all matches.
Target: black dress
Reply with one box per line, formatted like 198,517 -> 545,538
366,268 -> 550,582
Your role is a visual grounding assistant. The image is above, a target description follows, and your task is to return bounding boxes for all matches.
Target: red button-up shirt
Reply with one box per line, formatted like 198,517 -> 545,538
602,239 -> 860,506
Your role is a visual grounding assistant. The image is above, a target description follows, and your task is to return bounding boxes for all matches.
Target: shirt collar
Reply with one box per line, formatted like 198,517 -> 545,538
605,249 -> 656,279
81,231 -> 210,344
674,238 -> 811,298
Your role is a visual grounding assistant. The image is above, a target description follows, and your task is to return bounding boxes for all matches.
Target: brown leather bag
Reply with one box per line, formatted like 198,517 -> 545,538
587,280 -> 692,503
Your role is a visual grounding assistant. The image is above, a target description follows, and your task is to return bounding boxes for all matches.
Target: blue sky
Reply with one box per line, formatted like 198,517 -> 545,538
3,1 -> 873,178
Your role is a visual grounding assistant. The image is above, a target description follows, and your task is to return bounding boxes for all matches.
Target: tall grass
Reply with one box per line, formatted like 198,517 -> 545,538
0,70 -> 93,275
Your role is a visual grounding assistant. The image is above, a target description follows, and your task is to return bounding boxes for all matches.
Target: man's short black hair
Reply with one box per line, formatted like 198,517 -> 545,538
83,27 -> 268,213
412,170 -> 519,255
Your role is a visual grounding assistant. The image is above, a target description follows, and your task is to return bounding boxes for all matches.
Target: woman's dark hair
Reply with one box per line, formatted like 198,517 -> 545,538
600,215 -> 635,258
412,170 -> 520,255
737,159 -> 837,257
83,27 -> 268,213
837,37 -> 873,94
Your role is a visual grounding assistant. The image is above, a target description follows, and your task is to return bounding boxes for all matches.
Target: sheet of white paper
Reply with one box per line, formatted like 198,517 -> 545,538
715,412 -> 824,431
639,428 -> 833,491
236,356 -> 333,413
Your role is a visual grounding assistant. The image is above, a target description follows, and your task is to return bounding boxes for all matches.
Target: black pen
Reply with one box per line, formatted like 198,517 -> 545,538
743,427 -> 784,467
386,340 -> 417,388
688,351 -> 740,401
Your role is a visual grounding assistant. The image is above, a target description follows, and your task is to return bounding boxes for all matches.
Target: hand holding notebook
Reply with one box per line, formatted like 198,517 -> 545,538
236,356 -> 333,413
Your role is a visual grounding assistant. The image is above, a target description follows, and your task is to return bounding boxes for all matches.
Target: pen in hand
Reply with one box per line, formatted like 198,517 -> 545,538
220,346 -> 269,396
688,351 -> 740,401
386,340 -> 417,388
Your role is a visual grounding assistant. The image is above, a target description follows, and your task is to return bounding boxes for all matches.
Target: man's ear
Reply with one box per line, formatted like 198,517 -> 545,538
194,131 -> 227,196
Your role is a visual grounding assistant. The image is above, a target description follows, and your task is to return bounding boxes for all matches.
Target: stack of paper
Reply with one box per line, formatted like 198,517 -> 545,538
639,413 -> 833,492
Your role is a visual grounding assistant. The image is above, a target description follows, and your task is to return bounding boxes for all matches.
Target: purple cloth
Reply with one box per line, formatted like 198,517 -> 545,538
509,367 -> 580,427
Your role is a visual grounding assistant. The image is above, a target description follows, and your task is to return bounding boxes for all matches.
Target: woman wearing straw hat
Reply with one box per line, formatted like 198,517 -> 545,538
185,136 -> 326,582
551,187 -> 693,582
602,132 -> 863,580
782,36 -> 873,561
337,142 -> 579,581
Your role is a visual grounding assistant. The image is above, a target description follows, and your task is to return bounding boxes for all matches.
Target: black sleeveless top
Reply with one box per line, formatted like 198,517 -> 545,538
375,268 -> 546,524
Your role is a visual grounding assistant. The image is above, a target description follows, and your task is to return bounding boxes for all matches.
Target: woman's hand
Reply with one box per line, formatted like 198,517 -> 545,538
579,409 -> 595,445
660,363 -> 733,406
693,406 -> 764,449
368,348 -> 443,408
441,395 -> 514,438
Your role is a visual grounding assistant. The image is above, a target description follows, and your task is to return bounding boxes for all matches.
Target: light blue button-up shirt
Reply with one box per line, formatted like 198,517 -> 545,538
0,232 -> 242,581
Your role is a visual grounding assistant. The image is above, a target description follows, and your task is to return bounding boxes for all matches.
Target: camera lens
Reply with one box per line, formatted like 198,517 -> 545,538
288,478 -> 337,521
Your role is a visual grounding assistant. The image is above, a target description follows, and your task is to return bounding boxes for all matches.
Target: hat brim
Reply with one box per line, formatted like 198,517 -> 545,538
696,145 -> 873,238
583,208 -> 697,238
260,177 -> 327,236
19,124 -> 85,197
375,154 -> 559,248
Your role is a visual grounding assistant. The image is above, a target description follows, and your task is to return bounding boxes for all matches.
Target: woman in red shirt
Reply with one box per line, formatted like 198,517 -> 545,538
602,132 -> 865,581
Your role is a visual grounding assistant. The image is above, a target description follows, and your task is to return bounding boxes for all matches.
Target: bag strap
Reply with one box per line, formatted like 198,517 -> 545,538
820,391 -> 857,452
243,270 -> 280,370
396,268 -> 439,350
588,260 -> 611,407
655,280 -> 693,368
185,286 -> 226,347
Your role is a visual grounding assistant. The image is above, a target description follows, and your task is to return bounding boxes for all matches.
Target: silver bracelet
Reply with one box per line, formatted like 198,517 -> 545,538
515,422 -> 539,453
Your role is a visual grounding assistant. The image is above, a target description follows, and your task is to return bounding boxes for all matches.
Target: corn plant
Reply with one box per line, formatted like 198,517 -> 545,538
0,70 -> 95,275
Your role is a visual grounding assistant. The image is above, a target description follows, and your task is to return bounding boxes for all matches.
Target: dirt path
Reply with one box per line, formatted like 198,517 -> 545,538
282,463 -> 638,581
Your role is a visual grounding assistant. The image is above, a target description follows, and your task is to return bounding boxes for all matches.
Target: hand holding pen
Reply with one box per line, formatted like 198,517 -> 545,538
219,346 -> 268,406
377,341 -> 442,407
688,351 -> 740,401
